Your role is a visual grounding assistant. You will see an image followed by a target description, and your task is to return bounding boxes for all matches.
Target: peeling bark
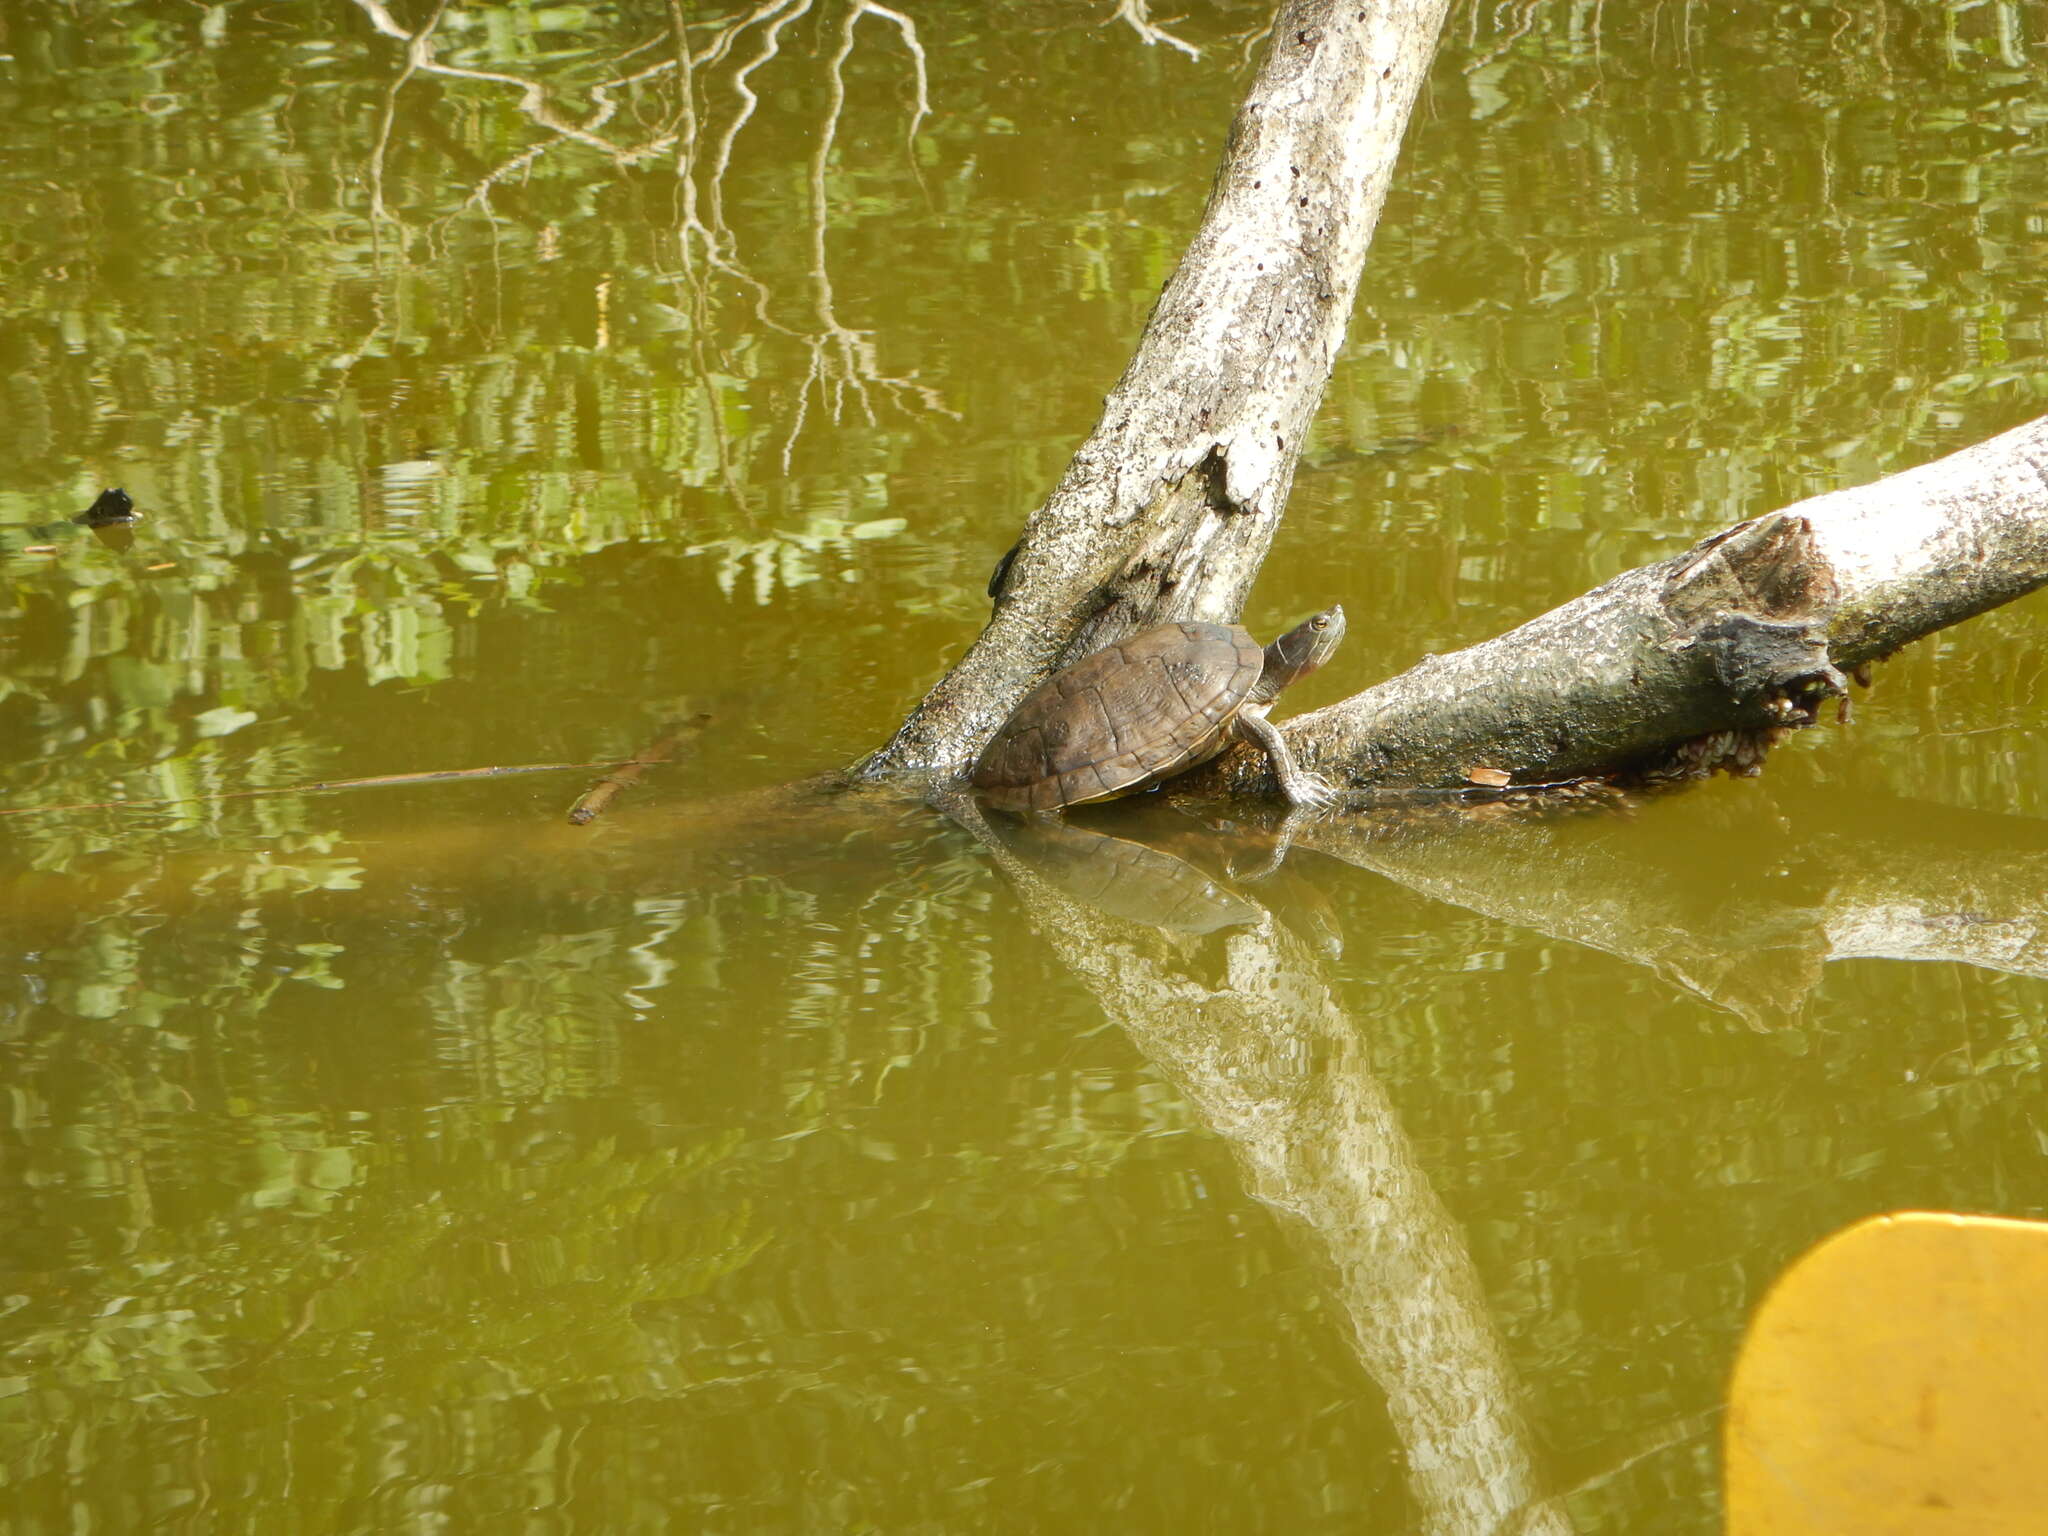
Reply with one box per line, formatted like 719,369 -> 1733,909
859,0 -> 1453,780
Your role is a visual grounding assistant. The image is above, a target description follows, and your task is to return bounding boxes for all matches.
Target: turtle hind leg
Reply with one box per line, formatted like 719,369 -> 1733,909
1236,712 -> 1336,808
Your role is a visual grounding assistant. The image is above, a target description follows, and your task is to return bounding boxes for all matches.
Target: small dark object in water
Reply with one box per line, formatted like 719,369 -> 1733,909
75,488 -> 139,527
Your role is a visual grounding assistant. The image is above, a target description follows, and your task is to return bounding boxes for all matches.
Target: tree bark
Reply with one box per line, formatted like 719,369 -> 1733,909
859,0 -> 1455,780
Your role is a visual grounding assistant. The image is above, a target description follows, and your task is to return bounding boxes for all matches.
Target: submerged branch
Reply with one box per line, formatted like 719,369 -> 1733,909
1111,0 -> 1204,59
568,718 -> 708,824
0,761 -> 654,820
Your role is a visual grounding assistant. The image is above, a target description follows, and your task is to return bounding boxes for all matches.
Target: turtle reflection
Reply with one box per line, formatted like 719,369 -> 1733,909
989,804 -> 1346,953
990,812 -> 1262,936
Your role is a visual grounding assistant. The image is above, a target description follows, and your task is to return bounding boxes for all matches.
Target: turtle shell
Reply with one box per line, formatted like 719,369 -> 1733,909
970,621 -> 1266,812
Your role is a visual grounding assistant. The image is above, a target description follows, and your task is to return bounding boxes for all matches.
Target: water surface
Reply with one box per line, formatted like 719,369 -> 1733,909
4,2 -> 2047,1530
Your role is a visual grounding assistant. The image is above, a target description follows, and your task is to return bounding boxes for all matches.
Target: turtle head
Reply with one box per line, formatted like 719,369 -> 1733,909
1257,605 -> 1345,698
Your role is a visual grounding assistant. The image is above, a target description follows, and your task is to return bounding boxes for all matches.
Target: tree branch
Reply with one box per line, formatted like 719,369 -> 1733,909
860,0 -> 1455,781
1194,412 -> 2048,799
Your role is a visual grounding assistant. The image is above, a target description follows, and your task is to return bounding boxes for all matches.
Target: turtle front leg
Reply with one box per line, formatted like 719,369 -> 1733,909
1236,712 -> 1335,808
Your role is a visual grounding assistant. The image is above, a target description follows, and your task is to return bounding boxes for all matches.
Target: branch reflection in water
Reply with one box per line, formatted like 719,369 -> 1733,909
960,795 -> 1573,1536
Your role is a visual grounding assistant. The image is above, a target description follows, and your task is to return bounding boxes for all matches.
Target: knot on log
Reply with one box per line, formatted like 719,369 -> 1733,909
1694,615 -> 1851,726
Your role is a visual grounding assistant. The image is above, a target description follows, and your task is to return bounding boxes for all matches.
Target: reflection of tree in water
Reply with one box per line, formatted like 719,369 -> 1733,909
5,761 -> 2047,1525
975,801 -> 1575,1534
349,0 -> 950,491
954,773 -> 2048,1526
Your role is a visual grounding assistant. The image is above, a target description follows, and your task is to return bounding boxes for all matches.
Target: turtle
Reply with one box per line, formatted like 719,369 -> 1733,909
970,605 -> 1346,813
74,488 -> 138,528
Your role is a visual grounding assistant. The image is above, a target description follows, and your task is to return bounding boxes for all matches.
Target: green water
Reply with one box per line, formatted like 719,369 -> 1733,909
3,2 -> 2046,1530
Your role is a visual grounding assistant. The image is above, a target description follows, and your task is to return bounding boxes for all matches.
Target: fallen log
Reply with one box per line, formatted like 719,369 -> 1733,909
1196,413 -> 2048,798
